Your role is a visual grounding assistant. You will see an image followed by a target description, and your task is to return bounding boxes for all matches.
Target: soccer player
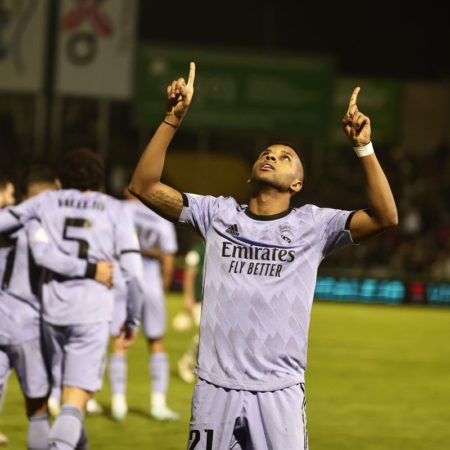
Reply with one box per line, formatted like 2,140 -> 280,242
0,172 -> 15,447
0,172 -> 15,209
129,63 -> 398,449
177,238 -> 205,384
109,188 -> 179,421
0,149 -> 143,450
0,171 -> 16,283
0,164 -> 113,450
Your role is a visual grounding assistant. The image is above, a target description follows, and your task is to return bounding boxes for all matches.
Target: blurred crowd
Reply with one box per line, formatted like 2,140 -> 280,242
314,144 -> 450,279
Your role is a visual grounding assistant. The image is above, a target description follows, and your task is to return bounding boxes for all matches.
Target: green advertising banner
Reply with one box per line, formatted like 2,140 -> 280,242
331,78 -> 401,145
134,45 -> 334,136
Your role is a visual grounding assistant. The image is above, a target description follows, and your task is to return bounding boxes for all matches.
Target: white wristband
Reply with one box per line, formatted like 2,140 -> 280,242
353,141 -> 374,158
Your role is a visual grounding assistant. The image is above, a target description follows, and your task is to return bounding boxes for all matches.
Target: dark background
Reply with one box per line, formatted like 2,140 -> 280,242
138,1 -> 450,80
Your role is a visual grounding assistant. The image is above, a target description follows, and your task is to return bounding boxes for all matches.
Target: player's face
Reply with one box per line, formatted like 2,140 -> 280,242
250,145 -> 303,194
0,182 -> 15,208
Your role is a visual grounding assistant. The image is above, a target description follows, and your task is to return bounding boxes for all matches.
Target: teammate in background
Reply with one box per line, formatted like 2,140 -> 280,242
0,173 -> 15,209
177,239 -> 205,384
109,188 -> 179,421
0,149 -> 143,450
0,171 -> 16,282
129,63 -> 398,449
0,164 -> 113,449
0,172 -> 15,447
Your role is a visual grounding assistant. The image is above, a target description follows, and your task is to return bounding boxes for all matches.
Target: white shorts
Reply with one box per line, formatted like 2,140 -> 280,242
0,337 -> 50,399
188,378 -> 308,450
141,281 -> 165,339
43,321 -> 109,393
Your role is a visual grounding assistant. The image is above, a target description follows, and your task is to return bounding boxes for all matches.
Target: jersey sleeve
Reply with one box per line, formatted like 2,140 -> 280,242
0,208 -> 22,233
311,206 -> 356,258
159,220 -> 178,254
26,219 -> 93,278
178,193 -> 220,238
123,253 -> 144,331
114,203 -> 144,329
0,193 -> 45,233
114,203 -> 141,256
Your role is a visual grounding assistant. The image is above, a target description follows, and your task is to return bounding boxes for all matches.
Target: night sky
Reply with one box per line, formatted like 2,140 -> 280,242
139,1 -> 449,80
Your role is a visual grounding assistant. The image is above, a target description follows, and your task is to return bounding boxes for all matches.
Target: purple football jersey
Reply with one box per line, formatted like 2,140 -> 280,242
125,199 -> 177,282
179,194 -> 355,391
0,190 -> 141,325
0,218 -> 96,344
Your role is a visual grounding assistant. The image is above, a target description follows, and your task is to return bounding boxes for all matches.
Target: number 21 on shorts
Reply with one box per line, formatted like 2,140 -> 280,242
188,429 -> 214,450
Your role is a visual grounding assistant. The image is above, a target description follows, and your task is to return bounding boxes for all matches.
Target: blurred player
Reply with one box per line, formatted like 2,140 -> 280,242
129,63 -> 398,449
0,171 -> 16,284
0,171 -> 15,447
177,239 -> 205,384
0,149 -> 143,450
0,164 -> 113,449
108,188 -> 179,421
0,172 -> 15,209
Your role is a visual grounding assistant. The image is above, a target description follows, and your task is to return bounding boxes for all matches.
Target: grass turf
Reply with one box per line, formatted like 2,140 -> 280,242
2,295 -> 450,449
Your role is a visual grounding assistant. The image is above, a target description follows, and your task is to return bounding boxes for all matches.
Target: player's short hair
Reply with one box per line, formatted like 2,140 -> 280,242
19,164 -> 57,196
59,148 -> 105,191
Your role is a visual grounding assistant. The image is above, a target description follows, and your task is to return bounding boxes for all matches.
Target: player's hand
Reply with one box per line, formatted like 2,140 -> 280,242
342,87 -> 371,147
165,62 -> 196,124
95,260 -> 113,289
119,324 -> 138,350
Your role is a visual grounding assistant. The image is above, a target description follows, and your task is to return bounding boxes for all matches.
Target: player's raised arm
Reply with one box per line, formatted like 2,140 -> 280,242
342,87 -> 398,243
129,62 -> 196,222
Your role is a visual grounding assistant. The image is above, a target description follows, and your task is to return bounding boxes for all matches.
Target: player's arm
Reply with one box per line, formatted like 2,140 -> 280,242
128,62 -> 196,223
342,87 -> 398,243
27,220 -> 113,288
120,250 -> 144,348
183,249 -> 200,314
115,207 -> 145,335
161,252 -> 175,293
183,266 -> 197,314
140,246 -> 162,261
0,208 -> 22,232
0,193 -> 45,232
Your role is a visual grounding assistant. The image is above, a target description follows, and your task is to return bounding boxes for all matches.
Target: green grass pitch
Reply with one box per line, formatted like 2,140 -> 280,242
2,294 -> 450,449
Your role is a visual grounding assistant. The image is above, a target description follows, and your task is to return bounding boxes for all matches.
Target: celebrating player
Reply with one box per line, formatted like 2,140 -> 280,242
129,63 -> 398,449
0,164 -> 114,449
0,150 -> 143,450
0,171 -> 15,447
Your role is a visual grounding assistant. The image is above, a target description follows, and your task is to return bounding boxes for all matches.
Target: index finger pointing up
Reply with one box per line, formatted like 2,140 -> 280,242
348,86 -> 361,110
187,61 -> 196,87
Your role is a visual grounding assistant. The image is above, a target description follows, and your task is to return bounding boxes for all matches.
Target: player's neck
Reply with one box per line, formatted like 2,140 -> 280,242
248,189 -> 291,216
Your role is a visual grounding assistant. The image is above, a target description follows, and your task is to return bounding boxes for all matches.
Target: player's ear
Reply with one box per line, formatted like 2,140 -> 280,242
290,179 -> 302,194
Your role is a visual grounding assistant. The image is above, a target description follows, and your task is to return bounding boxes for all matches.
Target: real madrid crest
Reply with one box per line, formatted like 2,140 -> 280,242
279,223 -> 294,245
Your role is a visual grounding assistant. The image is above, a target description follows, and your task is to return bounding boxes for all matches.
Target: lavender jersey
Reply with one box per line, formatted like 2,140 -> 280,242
0,190 -> 141,326
0,220 -> 89,345
0,233 -> 16,287
179,194 -> 355,391
125,200 -> 177,284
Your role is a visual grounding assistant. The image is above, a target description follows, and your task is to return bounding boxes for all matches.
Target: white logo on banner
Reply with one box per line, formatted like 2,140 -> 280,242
56,0 -> 137,99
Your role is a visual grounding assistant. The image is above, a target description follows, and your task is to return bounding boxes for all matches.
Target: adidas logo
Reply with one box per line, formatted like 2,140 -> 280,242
225,224 -> 239,237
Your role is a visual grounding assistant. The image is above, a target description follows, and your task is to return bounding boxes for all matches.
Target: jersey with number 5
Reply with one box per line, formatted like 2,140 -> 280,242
0,189 -> 140,325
